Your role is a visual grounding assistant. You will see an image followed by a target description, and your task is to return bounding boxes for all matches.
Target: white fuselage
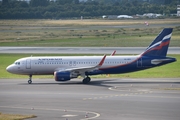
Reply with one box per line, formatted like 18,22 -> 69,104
7,55 -> 138,75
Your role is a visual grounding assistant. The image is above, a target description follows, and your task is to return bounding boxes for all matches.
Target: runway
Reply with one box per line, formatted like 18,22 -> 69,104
0,78 -> 180,120
0,47 -> 180,54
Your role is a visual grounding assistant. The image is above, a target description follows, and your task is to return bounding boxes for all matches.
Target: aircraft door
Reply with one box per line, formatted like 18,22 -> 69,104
137,58 -> 142,67
69,61 -> 72,66
26,59 -> 31,69
73,61 -> 76,66
69,61 -> 76,66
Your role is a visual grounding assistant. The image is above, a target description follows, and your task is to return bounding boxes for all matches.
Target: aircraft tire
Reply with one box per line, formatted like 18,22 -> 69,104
28,80 -> 32,84
82,77 -> 91,84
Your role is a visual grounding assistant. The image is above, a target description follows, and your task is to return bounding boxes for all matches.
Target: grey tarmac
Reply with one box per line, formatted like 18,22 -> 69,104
0,78 -> 180,120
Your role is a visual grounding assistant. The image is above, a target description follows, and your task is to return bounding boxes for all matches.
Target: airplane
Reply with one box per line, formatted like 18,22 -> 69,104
6,28 -> 176,84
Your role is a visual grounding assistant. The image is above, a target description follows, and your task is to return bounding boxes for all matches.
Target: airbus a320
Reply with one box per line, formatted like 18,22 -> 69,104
6,28 -> 176,84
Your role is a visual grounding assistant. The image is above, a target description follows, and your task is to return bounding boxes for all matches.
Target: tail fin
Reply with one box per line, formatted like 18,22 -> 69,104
141,28 -> 173,57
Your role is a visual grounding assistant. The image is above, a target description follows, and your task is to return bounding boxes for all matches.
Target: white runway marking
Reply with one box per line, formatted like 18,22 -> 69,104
62,114 -> 78,117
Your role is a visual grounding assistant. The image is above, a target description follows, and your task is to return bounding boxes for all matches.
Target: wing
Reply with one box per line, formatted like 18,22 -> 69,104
55,55 -> 106,77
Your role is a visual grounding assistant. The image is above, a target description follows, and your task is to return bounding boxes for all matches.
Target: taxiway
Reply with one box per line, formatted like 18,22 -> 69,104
0,78 -> 180,120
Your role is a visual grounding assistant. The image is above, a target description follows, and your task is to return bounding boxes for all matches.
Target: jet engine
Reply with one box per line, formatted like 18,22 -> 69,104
54,71 -> 71,81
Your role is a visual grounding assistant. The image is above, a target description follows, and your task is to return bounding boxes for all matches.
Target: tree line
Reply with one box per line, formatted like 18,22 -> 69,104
0,0 -> 179,19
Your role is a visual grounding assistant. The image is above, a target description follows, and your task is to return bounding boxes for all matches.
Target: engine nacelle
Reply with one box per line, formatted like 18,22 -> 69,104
54,71 -> 71,81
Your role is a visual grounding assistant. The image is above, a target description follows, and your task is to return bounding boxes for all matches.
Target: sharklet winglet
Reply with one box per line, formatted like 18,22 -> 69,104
98,55 -> 106,66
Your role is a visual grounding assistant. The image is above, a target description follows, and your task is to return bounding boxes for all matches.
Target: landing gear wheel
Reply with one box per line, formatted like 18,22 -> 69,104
28,75 -> 32,84
28,80 -> 32,84
82,77 -> 91,84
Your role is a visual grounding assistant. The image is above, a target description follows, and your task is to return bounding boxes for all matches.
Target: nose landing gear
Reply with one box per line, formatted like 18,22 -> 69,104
28,75 -> 32,84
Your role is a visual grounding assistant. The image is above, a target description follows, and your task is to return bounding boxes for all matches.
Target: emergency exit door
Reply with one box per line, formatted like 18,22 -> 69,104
26,59 -> 31,69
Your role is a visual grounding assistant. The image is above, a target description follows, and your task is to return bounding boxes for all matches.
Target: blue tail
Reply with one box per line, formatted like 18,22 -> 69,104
141,28 -> 173,57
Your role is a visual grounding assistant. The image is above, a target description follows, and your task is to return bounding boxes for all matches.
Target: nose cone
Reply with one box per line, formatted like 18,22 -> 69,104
6,65 -> 14,73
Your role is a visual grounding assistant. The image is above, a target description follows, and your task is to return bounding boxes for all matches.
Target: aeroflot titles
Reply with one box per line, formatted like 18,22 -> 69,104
38,58 -> 63,61
37,58 -> 63,64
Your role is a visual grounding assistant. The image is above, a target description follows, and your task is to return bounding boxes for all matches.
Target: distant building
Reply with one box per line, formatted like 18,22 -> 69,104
102,15 -> 134,19
107,15 -> 118,19
177,5 -> 180,16
102,15 -> 107,19
79,0 -> 87,2
143,13 -> 163,18
117,15 -> 133,19
16,0 -> 30,3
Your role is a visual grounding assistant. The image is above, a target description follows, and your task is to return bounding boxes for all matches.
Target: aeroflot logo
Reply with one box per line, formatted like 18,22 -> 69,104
149,40 -> 170,52
147,33 -> 171,51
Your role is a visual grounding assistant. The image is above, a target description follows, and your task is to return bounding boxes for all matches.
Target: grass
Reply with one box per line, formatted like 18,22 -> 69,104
0,54 -> 179,79
0,19 -> 180,47
0,32 -> 180,47
0,112 -> 36,120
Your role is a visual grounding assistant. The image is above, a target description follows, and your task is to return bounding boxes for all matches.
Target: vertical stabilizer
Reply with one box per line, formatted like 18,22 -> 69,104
141,28 -> 173,57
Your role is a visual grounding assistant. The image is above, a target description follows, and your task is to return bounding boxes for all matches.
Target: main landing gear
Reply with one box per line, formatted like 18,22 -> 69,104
82,76 -> 91,84
28,75 -> 32,84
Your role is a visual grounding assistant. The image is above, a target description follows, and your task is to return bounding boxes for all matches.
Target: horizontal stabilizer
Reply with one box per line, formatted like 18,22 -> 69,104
151,59 -> 173,65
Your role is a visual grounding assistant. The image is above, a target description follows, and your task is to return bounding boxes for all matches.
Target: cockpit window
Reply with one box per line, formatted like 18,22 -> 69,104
15,62 -> 20,65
